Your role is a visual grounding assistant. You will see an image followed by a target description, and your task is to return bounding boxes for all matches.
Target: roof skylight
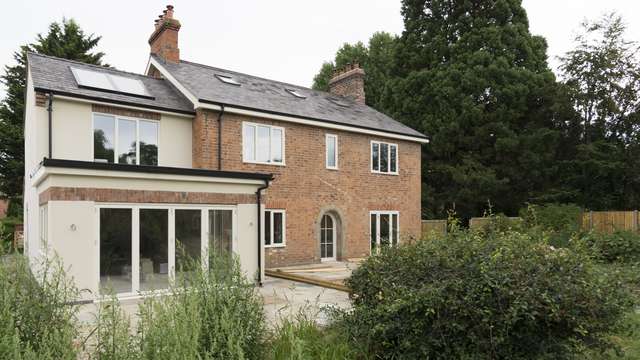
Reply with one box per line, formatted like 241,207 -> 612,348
70,67 -> 151,98
285,88 -> 306,99
215,74 -> 241,86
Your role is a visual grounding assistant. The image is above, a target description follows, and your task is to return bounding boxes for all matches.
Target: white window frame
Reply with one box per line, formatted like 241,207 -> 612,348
39,205 -> 48,253
370,141 -> 399,175
95,203 -> 237,299
91,112 -> 160,166
242,122 -> 286,166
369,210 -> 400,253
325,134 -> 338,170
264,209 -> 286,248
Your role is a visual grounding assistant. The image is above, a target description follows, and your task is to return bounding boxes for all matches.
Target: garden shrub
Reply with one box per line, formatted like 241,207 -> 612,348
0,252 -> 79,359
343,228 -> 634,359
520,203 -> 583,247
581,230 -> 640,263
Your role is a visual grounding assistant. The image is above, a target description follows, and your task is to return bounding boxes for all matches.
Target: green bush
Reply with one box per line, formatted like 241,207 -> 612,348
0,252 -> 79,359
343,228 -> 634,359
582,230 -> 640,263
520,203 -> 583,247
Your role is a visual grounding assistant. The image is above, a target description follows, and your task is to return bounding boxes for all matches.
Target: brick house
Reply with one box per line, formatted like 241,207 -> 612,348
23,6 -> 426,299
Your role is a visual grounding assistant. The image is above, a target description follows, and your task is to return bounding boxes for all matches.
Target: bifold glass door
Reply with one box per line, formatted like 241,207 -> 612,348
209,209 -> 233,256
99,206 -> 235,295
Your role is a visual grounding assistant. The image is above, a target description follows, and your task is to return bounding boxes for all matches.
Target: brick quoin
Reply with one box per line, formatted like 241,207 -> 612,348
193,111 -> 422,268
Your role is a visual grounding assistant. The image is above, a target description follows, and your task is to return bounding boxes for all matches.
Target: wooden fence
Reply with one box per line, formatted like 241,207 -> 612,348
582,211 -> 639,233
469,217 -> 522,230
422,220 -> 447,236
423,212 -> 640,238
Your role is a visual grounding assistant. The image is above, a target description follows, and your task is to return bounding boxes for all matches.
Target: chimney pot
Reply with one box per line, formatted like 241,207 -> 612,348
149,6 -> 181,63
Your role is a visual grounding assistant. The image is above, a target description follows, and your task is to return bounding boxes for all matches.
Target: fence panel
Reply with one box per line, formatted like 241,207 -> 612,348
469,217 -> 522,230
422,220 -> 447,237
582,211 -> 638,233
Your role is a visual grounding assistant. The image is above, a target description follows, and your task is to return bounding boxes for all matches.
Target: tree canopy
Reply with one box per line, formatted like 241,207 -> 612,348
312,1 -> 640,219
0,19 -> 105,199
312,32 -> 396,110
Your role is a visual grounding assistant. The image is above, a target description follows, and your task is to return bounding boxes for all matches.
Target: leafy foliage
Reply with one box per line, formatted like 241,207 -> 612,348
0,19 -> 104,199
342,227 -> 634,359
265,309 -> 362,360
582,230 -> 640,263
312,32 -> 396,110
88,253 -> 266,359
557,13 -> 640,211
0,252 -> 79,359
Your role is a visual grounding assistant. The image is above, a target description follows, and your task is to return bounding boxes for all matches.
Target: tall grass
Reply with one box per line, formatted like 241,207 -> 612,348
0,250 -> 79,359
88,252 -> 266,359
265,308 -> 362,360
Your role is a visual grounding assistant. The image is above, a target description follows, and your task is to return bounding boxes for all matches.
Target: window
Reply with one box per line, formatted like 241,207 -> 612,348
370,211 -> 399,253
93,114 -> 159,166
71,67 -> 151,97
264,210 -> 285,247
371,141 -> 398,174
326,134 -> 338,169
243,122 -> 285,165
39,206 -> 47,250
285,88 -> 306,99
215,74 -> 241,86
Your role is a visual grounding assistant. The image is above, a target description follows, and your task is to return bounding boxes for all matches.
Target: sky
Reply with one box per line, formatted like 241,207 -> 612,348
1,0 -> 640,99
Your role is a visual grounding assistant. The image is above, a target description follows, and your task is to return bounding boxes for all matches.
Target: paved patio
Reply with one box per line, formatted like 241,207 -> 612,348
76,275 -> 352,328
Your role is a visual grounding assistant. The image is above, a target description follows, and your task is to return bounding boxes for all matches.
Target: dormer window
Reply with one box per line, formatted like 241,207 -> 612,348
285,88 -> 306,99
215,74 -> 241,86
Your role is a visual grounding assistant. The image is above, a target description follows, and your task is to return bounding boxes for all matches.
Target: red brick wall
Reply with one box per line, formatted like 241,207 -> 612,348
195,111 -> 422,268
39,187 -> 255,205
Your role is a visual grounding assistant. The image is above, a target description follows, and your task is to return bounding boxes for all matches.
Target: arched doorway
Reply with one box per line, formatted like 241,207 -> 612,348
320,213 -> 337,262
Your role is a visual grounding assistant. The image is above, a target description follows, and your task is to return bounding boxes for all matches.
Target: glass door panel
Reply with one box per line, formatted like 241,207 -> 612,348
139,209 -> 169,291
320,215 -> 335,260
100,208 -> 132,294
379,214 -> 391,247
175,209 -> 202,272
209,210 -> 233,257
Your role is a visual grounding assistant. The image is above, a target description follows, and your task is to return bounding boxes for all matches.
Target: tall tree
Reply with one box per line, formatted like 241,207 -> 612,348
312,32 -> 396,110
381,0 -> 562,219
0,19 -> 104,199
558,13 -> 640,209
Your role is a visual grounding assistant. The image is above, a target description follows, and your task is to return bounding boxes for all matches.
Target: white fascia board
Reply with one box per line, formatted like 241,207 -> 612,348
148,56 -> 200,108
52,95 -> 194,118
149,57 -> 428,144
224,106 -> 430,144
32,166 -> 266,188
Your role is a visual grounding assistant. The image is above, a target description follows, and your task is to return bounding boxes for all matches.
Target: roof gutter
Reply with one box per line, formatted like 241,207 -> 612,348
198,99 -> 429,144
34,87 -> 196,116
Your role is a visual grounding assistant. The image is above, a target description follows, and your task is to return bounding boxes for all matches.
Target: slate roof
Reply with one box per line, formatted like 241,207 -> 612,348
27,52 -> 194,114
152,55 -> 427,139
27,51 -> 426,139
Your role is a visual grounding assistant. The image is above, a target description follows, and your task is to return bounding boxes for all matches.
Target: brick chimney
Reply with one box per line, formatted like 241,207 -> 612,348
149,5 -> 181,63
329,63 -> 366,105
